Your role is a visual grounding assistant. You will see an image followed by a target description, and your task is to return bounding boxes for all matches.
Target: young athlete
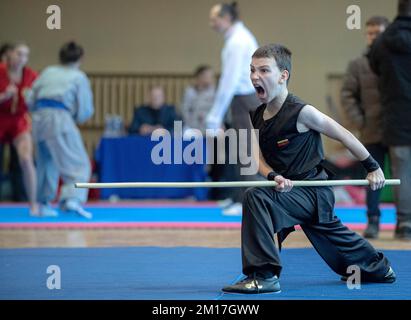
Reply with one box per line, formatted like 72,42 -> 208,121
0,43 -> 42,216
27,41 -> 94,218
222,44 -> 395,294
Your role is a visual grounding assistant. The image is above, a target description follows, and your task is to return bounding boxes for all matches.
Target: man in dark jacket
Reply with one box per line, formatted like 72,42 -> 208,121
369,0 -> 411,240
128,85 -> 179,136
341,16 -> 390,239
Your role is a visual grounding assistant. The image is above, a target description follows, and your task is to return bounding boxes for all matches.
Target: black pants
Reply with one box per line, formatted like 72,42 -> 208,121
241,186 -> 391,281
365,143 -> 388,218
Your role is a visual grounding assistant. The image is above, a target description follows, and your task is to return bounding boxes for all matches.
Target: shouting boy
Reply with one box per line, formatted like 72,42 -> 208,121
222,44 -> 396,294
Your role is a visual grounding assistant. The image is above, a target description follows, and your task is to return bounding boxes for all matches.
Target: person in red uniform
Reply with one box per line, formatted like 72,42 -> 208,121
0,43 -> 42,216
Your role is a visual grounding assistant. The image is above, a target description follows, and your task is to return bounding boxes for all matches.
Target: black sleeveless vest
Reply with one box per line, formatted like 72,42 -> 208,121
250,93 -> 328,180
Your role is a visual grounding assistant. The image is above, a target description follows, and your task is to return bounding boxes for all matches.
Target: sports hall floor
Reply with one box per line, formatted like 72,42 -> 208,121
0,201 -> 410,300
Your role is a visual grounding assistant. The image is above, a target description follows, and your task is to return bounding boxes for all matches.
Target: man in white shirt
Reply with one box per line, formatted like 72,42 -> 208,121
208,2 -> 260,212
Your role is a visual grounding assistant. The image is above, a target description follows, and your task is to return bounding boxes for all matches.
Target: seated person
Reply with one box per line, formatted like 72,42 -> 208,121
128,86 -> 179,135
181,65 -> 215,135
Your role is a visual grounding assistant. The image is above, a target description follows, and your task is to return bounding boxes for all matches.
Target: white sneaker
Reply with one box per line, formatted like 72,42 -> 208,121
61,199 -> 93,219
217,198 -> 233,208
222,202 -> 243,216
30,205 -> 58,217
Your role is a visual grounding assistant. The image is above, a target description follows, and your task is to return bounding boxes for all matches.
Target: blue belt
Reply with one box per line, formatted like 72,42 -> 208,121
34,99 -> 69,112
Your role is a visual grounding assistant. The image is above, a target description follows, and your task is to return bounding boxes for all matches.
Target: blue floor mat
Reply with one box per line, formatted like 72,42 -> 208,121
0,205 -> 397,224
0,247 -> 409,300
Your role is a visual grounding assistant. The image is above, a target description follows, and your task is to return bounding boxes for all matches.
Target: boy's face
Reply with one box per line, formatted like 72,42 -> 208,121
250,57 -> 288,104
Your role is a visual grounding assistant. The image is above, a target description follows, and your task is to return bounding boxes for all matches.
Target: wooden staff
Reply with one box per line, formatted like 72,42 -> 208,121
75,179 -> 401,189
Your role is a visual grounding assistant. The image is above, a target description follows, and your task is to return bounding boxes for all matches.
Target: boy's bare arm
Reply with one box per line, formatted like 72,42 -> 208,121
298,105 -> 370,160
297,105 -> 385,190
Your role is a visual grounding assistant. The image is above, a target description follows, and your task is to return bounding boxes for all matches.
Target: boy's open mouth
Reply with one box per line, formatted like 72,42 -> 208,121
254,84 -> 266,98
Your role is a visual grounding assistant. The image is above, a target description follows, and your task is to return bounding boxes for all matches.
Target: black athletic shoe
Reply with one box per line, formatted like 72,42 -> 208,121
340,266 -> 396,283
222,274 -> 281,294
394,225 -> 411,241
363,217 -> 380,239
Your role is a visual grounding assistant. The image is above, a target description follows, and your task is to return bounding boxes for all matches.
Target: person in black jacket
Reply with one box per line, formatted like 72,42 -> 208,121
222,43 -> 395,294
341,16 -> 390,239
128,86 -> 179,136
369,0 -> 411,240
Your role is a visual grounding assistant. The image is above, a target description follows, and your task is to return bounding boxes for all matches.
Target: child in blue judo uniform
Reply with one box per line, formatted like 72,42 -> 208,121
27,42 -> 94,218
